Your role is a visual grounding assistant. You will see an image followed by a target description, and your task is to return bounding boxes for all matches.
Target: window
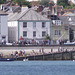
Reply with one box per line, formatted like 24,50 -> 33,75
42,31 -> 46,37
33,31 -> 36,37
2,36 -> 6,39
23,31 -> 27,37
55,30 -> 61,35
55,20 -> 61,26
42,22 -> 46,28
23,22 -> 27,28
33,22 -> 36,28
59,30 -> 61,35
55,30 -> 58,35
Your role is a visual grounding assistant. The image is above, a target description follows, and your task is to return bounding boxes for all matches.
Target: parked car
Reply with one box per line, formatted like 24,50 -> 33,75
64,41 -> 75,45
6,43 -> 12,45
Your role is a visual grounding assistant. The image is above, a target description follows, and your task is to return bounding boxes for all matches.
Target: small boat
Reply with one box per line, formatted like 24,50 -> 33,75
73,60 -> 75,61
23,58 -> 28,61
0,58 -> 14,61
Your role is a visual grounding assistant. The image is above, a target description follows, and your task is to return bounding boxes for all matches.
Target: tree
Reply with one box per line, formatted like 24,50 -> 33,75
0,0 -> 4,4
40,0 -> 50,7
12,0 -> 25,6
57,0 -> 75,9
12,0 -> 31,7
23,1 -> 31,8
57,0 -> 69,8
57,0 -> 68,5
44,34 -> 51,41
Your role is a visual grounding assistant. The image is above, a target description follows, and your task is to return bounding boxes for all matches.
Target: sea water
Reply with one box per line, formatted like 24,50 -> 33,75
0,61 -> 75,75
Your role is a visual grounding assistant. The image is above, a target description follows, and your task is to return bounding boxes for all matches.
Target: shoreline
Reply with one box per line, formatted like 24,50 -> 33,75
0,45 -> 74,58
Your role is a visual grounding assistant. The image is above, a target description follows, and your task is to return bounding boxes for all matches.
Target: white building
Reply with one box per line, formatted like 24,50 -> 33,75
0,10 -> 8,43
8,9 -> 51,42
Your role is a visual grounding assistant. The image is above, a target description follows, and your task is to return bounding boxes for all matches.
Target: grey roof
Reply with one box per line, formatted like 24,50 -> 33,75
8,9 -> 50,21
58,16 -> 75,25
62,12 -> 75,16
0,10 -> 8,15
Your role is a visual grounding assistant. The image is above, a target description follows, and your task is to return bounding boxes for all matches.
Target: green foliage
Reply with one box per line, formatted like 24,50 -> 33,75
64,4 -> 75,9
44,34 -> 51,41
12,0 -> 25,6
0,0 -> 31,7
23,1 -> 31,8
57,0 -> 68,7
0,0 -> 6,4
8,0 -> 31,7
12,0 -> 31,7
40,0 -> 50,7
57,0 -> 75,9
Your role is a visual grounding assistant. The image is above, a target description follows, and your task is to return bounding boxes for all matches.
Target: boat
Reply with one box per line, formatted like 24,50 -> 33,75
23,58 -> 28,61
0,58 -> 14,61
73,60 -> 75,61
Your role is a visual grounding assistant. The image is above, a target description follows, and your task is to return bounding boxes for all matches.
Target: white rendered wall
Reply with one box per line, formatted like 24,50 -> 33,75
8,21 -> 51,42
0,15 -> 8,42
8,21 -> 18,42
19,21 -> 51,40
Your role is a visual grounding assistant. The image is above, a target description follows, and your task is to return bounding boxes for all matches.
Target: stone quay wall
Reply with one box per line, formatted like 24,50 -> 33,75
26,51 -> 75,60
0,45 -> 75,60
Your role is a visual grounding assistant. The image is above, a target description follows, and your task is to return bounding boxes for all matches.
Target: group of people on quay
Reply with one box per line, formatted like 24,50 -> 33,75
10,47 -> 75,58
12,39 -> 68,45
10,50 -> 25,58
0,47 -> 75,58
1,37 -> 69,45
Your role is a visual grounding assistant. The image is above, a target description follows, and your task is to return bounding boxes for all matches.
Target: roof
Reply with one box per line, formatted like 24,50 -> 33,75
62,12 -> 75,16
8,9 -> 50,21
58,16 -> 75,25
0,10 -> 8,15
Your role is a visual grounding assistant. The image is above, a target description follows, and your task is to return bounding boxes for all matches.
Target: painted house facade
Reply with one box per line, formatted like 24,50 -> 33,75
0,10 -> 8,43
8,9 -> 51,42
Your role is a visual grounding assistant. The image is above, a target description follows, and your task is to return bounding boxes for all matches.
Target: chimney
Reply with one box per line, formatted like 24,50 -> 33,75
21,6 -> 28,12
49,2 -> 53,12
38,5 -> 42,12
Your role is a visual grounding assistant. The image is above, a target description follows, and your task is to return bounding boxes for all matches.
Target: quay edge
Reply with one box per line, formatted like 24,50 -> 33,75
0,45 -> 75,61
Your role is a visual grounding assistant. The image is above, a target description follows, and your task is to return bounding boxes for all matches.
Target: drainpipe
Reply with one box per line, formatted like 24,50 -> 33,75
18,21 -> 19,42
50,20 -> 52,40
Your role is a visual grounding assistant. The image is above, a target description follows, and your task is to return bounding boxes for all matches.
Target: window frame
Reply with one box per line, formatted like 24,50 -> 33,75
23,22 -> 27,28
42,31 -> 46,37
33,22 -> 36,28
42,22 -> 46,28
33,31 -> 36,37
23,31 -> 27,37
55,30 -> 61,35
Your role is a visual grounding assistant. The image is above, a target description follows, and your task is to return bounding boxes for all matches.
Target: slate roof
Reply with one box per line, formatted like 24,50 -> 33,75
8,9 -> 50,21
58,16 -> 75,25
62,12 -> 75,16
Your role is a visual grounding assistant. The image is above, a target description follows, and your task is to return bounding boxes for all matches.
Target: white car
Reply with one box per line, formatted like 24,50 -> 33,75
64,41 -> 75,45
6,43 -> 13,45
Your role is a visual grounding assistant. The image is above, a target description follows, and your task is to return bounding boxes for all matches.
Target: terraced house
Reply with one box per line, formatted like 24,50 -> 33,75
8,9 -> 51,42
